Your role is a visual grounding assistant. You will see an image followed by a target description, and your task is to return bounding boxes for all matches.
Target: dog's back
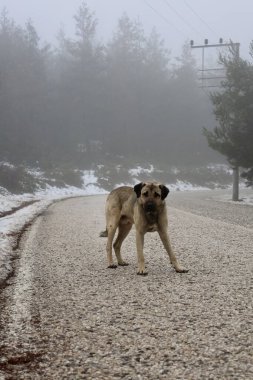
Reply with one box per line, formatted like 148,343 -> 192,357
106,186 -> 134,206
106,186 -> 136,220
99,186 -> 135,237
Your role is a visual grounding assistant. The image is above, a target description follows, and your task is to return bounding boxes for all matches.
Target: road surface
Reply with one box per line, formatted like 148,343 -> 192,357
0,190 -> 252,379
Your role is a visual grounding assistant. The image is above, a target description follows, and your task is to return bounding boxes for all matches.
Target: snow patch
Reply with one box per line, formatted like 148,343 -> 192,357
0,175 -> 107,284
0,199 -> 51,284
0,161 -> 15,169
26,167 -> 45,178
168,180 -> 210,192
129,165 -> 154,176
207,163 -> 233,175
81,170 -> 107,195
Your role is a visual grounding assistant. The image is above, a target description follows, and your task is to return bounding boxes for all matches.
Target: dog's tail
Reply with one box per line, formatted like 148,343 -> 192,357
99,229 -> 108,237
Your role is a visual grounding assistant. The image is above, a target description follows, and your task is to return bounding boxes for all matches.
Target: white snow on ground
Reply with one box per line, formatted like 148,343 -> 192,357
115,180 -> 210,192
0,161 -> 15,169
26,167 -> 45,178
207,163 -> 233,175
0,172 -> 107,284
129,165 -> 155,176
168,180 -> 210,192
81,170 -> 106,195
0,199 -> 53,283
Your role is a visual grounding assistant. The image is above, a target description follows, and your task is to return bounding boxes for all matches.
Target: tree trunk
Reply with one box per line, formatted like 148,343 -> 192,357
232,166 -> 239,201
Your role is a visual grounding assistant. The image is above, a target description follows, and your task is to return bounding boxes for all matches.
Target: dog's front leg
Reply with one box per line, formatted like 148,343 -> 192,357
158,228 -> 188,273
136,230 -> 147,275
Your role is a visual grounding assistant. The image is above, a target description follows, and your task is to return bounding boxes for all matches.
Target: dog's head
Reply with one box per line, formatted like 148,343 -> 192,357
134,182 -> 169,214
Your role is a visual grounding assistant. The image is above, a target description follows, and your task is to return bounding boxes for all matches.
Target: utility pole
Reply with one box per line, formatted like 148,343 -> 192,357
190,39 -> 240,201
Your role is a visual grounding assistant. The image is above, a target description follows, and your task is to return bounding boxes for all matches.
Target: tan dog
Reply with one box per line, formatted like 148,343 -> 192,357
100,182 -> 188,275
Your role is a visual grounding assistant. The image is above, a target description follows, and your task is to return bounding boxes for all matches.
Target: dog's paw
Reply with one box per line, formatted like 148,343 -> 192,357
175,267 -> 189,273
107,264 -> 117,269
118,261 -> 129,266
137,270 -> 148,276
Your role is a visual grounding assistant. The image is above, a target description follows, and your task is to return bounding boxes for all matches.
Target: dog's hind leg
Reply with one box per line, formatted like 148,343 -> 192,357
99,229 -> 108,237
106,214 -> 120,268
106,227 -> 117,268
113,223 -> 132,266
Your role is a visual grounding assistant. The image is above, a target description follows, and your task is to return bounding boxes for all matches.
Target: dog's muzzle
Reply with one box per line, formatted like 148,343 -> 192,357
144,201 -> 156,213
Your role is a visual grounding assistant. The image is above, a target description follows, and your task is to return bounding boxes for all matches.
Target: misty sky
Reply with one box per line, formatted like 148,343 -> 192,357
1,0 -> 253,62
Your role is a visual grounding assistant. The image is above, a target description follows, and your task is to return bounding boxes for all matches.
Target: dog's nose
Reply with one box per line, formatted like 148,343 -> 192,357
145,202 -> 156,212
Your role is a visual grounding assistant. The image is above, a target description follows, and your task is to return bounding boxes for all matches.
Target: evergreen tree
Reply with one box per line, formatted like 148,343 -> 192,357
203,44 -> 253,185
0,10 -> 49,163
51,2 -> 105,165
0,3 -> 221,174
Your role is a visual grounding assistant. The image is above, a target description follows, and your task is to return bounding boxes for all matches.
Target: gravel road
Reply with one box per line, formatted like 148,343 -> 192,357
0,190 -> 253,379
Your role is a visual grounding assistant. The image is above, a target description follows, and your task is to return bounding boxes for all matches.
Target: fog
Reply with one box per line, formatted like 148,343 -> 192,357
1,1 -> 253,191
2,0 -> 253,58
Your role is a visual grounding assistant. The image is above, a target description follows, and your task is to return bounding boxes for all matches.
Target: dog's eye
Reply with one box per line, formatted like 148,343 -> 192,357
154,192 -> 161,198
143,191 -> 149,197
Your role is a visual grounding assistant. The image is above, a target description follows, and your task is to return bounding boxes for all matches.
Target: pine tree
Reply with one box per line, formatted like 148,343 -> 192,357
203,44 -> 253,186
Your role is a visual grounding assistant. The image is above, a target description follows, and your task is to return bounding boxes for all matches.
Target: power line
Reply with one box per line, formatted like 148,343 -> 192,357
184,0 -> 219,39
191,41 -> 240,90
162,0 -> 204,38
142,0 -> 187,38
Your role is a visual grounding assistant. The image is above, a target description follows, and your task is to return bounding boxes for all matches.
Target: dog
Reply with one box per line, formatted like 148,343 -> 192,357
100,182 -> 188,275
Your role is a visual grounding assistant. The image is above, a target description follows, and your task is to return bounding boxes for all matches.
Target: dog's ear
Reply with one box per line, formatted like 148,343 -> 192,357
159,184 -> 170,200
134,182 -> 144,198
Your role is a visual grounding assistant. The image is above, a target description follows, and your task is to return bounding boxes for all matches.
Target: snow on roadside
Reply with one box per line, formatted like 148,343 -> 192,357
129,165 -> 155,176
169,180 -> 210,192
0,199 -> 52,284
81,170 -> 106,195
0,174 -> 107,285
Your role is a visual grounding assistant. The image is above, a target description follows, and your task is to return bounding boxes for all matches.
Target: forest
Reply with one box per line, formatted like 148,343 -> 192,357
0,2 -> 220,173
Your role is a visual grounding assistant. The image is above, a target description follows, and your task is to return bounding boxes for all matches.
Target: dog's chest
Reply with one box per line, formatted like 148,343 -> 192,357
146,223 -> 158,232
